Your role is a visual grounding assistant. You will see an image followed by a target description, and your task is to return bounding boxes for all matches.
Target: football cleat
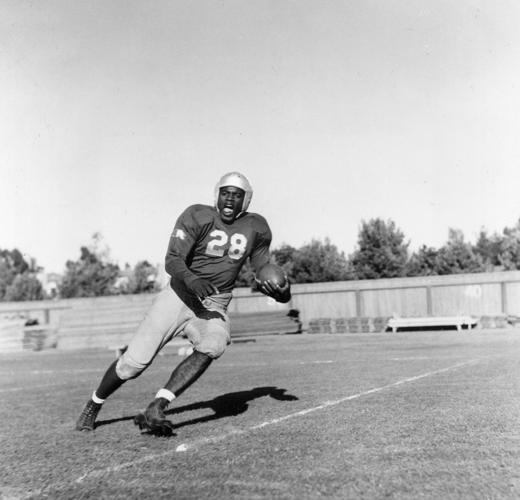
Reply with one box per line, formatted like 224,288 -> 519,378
75,400 -> 102,431
134,398 -> 175,436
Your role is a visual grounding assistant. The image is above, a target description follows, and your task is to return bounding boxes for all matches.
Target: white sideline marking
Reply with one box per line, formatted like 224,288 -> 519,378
70,358 -> 480,486
302,360 -> 334,365
390,357 -> 431,361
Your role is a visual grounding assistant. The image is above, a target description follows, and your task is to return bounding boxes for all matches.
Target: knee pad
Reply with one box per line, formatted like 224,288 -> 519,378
195,334 -> 228,359
116,352 -> 148,380
185,319 -> 230,360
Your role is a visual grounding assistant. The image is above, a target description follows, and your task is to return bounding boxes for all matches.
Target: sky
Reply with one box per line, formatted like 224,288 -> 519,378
1,0 -> 520,274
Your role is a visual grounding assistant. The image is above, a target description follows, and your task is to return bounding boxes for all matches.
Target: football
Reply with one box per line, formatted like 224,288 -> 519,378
256,263 -> 287,287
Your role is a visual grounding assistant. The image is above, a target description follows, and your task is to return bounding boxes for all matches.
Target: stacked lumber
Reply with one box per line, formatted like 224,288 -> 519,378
308,317 -> 391,334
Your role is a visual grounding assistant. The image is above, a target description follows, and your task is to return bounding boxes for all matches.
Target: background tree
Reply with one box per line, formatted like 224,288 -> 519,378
497,219 -> 520,270
274,239 -> 352,284
4,273 -> 44,301
235,240 -> 352,287
59,234 -> 120,298
434,228 -> 485,275
349,218 -> 409,279
0,248 -> 43,301
0,249 -> 29,298
127,260 -> 161,294
406,245 -> 440,276
0,255 -> 13,300
473,229 -> 503,270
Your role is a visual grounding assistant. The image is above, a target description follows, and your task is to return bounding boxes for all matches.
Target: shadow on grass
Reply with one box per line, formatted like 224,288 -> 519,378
95,386 -> 299,431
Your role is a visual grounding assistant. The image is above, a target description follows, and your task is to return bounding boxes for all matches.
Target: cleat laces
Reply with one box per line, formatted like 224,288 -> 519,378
76,400 -> 102,431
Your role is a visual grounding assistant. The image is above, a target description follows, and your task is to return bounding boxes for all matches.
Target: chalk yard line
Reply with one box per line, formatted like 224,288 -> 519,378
216,359 -> 336,368
67,358 -> 481,487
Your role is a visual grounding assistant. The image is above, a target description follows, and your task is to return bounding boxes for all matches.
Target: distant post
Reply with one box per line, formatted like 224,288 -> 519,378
501,282 -> 508,315
355,289 -> 362,318
426,286 -> 433,316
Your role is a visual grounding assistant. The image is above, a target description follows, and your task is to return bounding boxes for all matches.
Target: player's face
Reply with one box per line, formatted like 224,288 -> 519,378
217,186 -> 245,223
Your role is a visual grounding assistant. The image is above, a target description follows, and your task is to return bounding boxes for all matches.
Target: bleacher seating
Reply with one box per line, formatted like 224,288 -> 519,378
57,298 -> 154,350
229,309 -> 302,339
57,299 -> 301,351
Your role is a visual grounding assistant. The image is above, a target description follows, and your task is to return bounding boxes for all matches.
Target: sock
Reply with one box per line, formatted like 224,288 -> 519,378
155,388 -> 176,402
92,392 -> 105,404
95,359 -> 125,400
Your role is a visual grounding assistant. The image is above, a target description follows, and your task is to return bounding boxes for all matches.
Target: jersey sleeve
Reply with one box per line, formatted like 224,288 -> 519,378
249,220 -> 272,273
165,206 -> 202,287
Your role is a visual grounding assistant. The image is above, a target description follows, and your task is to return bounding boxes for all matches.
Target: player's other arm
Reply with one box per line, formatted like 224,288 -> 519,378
249,223 -> 291,304
165,208 -> 218,299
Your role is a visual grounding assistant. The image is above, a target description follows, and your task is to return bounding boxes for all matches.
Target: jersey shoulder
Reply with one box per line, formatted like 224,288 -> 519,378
241,212 -> 271,238
183,204 -> 216,216
180,204 -> 218,225
242,211 -> 269,226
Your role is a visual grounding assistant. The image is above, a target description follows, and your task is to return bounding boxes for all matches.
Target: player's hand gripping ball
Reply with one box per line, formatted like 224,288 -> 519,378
255,264 -> 290,303
256,263 -> 287,288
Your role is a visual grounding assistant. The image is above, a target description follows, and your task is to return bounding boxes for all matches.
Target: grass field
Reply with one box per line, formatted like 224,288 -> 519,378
1,329 -> 520,499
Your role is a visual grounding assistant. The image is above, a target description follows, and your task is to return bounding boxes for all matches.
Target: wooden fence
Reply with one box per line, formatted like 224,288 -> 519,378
233,270 -> 520,326
1,270 -> 519,334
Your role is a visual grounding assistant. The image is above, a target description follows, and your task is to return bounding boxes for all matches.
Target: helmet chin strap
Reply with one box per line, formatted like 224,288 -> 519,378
216,186 -> 246,219
217,203 -> 245,219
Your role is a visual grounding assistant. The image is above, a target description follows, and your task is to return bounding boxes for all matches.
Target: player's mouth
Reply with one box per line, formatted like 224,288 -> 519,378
222,206 -> 234,216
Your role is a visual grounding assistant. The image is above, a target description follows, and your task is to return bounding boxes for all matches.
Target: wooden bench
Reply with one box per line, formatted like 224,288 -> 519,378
387,315 -> 477,333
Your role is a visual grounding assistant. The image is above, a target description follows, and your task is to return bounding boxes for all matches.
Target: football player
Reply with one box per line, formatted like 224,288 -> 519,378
75,172 -> 291,435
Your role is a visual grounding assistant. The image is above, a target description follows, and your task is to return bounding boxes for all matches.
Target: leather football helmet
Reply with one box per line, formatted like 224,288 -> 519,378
214,172 -> 253,214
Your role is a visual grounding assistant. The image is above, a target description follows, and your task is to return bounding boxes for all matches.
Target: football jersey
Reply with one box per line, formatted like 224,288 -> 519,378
166,204 -> 272,296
